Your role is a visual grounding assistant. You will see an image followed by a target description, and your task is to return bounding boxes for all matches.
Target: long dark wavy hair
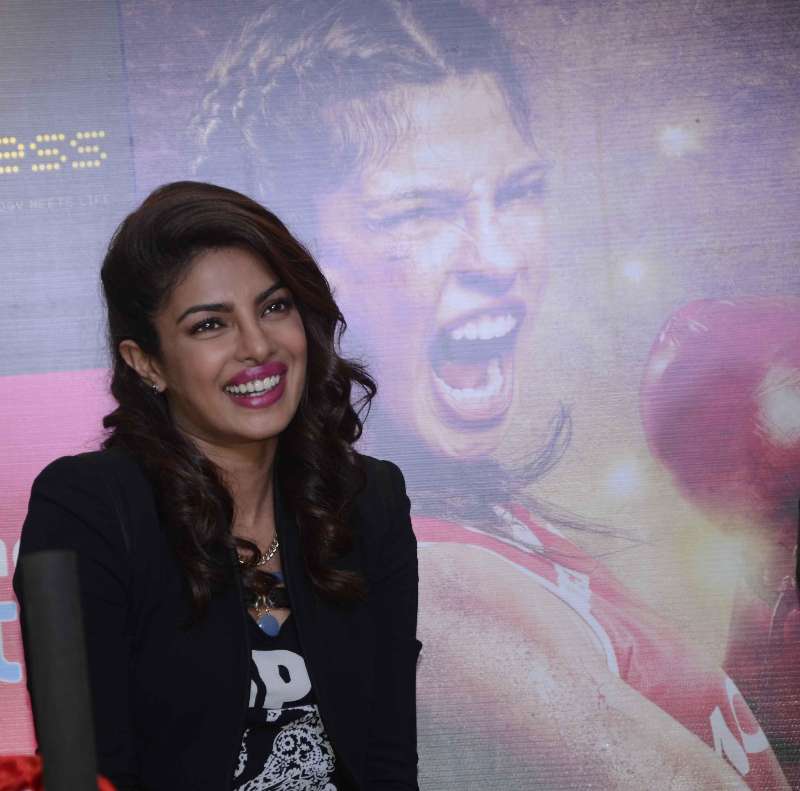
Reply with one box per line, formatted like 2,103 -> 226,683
101,181 -> 375,613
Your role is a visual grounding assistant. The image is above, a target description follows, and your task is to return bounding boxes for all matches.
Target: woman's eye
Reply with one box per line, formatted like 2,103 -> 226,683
374,209 -> 425,229
371,204 -> 456,230
262,297 -> 293,316
498,177 -> 547,205
190,317 -> 224,334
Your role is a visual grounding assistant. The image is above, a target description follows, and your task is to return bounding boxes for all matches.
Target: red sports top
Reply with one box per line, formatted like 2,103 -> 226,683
413,504 -> 788,791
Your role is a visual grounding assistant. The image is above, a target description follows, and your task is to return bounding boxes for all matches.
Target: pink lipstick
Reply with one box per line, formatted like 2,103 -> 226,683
223,362 -> 288,409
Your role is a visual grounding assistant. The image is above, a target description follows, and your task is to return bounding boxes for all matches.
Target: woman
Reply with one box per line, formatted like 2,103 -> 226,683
190,1 -> 789,788
13,181 -> 420,791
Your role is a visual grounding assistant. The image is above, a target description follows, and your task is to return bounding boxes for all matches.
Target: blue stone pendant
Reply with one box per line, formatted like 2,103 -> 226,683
257,612 -> 281,637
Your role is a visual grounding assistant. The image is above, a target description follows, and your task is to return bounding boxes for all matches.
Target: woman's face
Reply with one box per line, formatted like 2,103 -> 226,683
137,246 -> 307,455
317,74 -> 548,459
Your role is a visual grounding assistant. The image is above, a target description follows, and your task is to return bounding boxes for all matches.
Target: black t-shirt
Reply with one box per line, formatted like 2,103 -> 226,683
232,614 -> 338,790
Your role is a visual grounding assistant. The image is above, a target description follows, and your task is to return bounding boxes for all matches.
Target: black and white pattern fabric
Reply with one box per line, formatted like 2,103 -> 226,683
233,615 -> 338,790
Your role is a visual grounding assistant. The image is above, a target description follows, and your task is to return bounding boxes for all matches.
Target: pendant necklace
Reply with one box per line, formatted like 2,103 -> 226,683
252,585 -> 290,637
237,535 -> 287,636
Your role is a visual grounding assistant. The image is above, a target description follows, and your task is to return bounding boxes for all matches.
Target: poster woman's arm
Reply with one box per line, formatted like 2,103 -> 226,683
417,544 -> 756,790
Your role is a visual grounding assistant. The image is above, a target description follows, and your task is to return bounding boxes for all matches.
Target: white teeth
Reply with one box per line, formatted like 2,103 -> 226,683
225,374 -> 281,396
437,358 -> 503,402
450,313 -> 517,342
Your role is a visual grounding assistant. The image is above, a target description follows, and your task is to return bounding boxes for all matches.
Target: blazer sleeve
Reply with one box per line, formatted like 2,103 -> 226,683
12,456 -> 140,791
365,460 -> 421,790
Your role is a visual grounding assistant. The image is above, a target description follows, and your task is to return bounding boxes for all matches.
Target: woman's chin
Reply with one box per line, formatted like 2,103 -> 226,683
427,424 -> 505,461
411,399 -> 509,461
368,369 -> 515,462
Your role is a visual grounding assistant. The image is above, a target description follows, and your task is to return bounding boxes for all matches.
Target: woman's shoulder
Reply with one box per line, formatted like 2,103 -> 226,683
354,453 -> 408,507
356,452 -> 403,477
33,446 -> 150,498
353,452 -> 414,543
19,448 -> 159,567
29,448 -> 156,544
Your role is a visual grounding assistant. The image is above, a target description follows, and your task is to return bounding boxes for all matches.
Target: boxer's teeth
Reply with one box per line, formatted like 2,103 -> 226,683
450,313 -> 517,342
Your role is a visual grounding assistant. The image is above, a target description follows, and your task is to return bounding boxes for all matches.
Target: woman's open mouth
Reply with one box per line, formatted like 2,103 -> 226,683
223,362 -> 288,410
430,306 -> 524,424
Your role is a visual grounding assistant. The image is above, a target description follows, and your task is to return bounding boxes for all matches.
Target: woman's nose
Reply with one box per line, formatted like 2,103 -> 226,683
455,204 -> 521,295
235,320 -> 271,363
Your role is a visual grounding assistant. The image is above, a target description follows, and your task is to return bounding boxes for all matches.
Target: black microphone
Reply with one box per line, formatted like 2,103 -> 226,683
20,549 -> 98,791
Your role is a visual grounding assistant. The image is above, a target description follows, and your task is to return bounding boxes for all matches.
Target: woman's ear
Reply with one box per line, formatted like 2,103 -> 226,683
119,339 -> 167,393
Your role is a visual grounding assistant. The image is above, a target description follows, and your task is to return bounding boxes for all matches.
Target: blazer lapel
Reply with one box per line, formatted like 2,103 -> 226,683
273,473 -> 373,786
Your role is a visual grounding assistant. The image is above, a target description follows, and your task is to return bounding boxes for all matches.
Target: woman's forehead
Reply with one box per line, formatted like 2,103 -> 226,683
335,80 -> 537,200
322,73 -> 529,177
166,248 -> 278,308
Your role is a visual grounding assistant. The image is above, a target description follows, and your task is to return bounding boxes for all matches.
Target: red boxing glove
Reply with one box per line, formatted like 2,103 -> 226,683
640,296 -> 800,528
641,297 -> 800,776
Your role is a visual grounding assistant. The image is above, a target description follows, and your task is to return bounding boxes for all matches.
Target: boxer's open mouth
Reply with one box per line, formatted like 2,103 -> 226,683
430,305 -> 524,424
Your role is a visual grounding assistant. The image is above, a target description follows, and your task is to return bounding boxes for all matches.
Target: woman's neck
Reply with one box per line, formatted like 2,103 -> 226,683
192,434 -> 279,545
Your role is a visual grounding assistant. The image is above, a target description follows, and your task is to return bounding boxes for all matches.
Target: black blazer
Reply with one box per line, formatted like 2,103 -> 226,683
13,448 -> 419,791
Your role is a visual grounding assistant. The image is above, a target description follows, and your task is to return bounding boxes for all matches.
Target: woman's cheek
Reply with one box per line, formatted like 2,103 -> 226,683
503,205 -> 547,248
384,223 -> 464,272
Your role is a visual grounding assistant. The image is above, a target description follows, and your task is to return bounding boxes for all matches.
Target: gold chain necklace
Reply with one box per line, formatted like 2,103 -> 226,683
237,533 -> 280,567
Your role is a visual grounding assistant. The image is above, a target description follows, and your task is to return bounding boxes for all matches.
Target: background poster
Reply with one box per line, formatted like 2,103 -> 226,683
0,0 -> 133,754
2,1 -> 799,788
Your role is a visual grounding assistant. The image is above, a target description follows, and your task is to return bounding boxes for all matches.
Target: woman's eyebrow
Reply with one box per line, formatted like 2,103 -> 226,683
254,282 -> 285,304
176,301 -> 231,324
501,162 -> 549,188
365,187 -> 464,207
176,282 -> 285,324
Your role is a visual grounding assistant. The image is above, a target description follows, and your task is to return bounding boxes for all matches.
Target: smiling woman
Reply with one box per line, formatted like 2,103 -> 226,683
120,246 -> 308,450
13,181 -> 420,791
